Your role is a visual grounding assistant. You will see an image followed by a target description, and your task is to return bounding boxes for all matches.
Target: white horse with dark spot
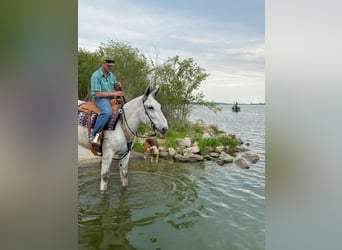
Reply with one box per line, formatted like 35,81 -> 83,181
78,86 -> 168,191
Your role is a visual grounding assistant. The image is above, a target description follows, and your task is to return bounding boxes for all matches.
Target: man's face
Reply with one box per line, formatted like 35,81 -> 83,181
102,62 -> 113,72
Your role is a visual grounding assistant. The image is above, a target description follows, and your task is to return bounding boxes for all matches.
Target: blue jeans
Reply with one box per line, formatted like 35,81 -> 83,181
91,97 -> 112,137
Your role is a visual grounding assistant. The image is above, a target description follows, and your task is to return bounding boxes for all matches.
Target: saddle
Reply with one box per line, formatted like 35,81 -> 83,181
78,98 -> 123,115
78,98 -> 124,156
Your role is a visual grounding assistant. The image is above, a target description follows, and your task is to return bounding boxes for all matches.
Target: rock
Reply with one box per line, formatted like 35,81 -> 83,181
183,145 -> 200,154
174,152 -> 203,162
219,151 -> 234,163
237,146 -> 249,153
236,137 -> 244,145
203,155 -> 213,160
215,145 -> 225,153
202,132 -> 211,139
235,158 -> 250,169
209,152 -> 220,158
216,159 -> 225,166
175,137 -> 191,147
174,154 -> 183,161
168,147 -> 176,157
159,151 -> 169,159
183,152 -> 203,161
226,146 -> 236,155
207,146 -> 214,152
175,146 -> 185,154
158,146 -> 168,152
242,153 -> 260,163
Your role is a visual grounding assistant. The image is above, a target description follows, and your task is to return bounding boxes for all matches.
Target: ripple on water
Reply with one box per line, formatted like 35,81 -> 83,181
78,164 -> 208,249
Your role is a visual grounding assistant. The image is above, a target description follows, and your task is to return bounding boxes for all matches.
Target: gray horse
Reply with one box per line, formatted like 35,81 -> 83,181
78,86 -> 168,191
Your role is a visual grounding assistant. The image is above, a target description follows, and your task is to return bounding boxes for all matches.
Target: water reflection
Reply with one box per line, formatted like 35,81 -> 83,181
97,191 -> 136,250
79,161 -> 204,249
79,185 -> 137,250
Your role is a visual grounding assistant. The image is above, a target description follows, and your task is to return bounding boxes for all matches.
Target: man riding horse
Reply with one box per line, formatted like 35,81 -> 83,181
89,55 -> 125,145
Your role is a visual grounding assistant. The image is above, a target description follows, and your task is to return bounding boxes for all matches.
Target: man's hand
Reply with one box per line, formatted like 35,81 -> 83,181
113,91 -> 125,96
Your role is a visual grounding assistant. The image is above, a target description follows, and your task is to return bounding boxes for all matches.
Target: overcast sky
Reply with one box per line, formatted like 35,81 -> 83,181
78,0 -> 265,103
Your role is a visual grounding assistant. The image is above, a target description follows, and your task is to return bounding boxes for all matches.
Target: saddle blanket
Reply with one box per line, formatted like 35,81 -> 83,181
78,104 -> 123,130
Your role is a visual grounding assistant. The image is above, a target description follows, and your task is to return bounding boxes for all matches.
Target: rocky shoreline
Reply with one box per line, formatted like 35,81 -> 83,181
79,124 -> 260,169
136,123 -> 260,169
137,137 -> 259,169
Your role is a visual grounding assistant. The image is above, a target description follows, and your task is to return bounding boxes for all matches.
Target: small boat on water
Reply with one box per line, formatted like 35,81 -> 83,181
232,105 -> 241,112
232,101 -> 241,112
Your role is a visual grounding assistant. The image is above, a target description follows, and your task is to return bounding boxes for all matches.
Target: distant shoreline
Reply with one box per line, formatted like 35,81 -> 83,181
191,102 -> 266,105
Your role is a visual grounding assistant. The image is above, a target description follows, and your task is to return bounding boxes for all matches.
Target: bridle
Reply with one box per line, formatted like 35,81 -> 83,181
120,98 -> 158,139
111,89 -> 160,160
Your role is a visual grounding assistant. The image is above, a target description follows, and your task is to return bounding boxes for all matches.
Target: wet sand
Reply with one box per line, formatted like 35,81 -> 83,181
78,145 -> 144,167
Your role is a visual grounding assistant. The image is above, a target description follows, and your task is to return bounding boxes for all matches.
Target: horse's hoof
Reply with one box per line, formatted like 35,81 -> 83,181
100,183 -> 108,192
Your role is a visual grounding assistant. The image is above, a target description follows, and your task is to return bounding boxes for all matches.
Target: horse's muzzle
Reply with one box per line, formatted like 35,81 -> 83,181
159,127 -> 168,137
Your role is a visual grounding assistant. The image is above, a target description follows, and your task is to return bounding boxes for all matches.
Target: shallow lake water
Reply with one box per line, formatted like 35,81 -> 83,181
78,104 -> 265,249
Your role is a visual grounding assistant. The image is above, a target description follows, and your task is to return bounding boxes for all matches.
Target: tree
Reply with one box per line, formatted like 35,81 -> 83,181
98,40 -> 151,100
78,41 -> 220,127
78,48 -> 100,100
154,56 -> 220,124
78,41 -> 152,101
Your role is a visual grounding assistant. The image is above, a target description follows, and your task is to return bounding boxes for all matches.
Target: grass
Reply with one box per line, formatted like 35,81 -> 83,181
196,136 -> 238,153
132,122 -> 238,155
132,141 -> 144,153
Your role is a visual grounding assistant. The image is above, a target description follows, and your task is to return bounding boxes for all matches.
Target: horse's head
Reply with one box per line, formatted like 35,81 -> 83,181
142,86 -> 168,137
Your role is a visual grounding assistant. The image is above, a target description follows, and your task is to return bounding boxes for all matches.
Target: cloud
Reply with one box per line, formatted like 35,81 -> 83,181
78,0 -> 265,102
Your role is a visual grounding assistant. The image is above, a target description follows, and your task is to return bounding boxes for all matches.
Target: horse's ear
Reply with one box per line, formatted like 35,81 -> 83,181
143,86 -> 151,102
151,85 -> 160,97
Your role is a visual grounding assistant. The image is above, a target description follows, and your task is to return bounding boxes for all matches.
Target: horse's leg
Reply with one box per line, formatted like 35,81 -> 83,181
100,147 -> 114,191
119,151 -> 131,187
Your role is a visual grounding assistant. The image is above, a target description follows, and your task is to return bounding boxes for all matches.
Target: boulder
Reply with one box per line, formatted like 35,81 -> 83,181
235,158 -> 250,169
215,145 -> 225,153
203,155 -> 213,160
209,152 -> 220,158
159,151 -> 169,159
242,153 -> 260,163
216,159 -> 225,166
168,147 -> 176,157
158,146 -> 168,152
175,137 -> 191,147
219,151 -> 234,163
174,152 -> 203,162
183,145 -> 200,154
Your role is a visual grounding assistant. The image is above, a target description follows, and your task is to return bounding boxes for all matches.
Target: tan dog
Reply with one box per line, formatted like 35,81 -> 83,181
143,138 -> 159,163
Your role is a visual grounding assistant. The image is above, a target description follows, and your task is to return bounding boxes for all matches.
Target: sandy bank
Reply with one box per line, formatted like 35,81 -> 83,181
78,145 -> 144,167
